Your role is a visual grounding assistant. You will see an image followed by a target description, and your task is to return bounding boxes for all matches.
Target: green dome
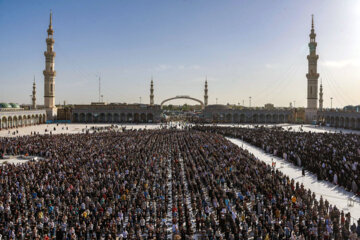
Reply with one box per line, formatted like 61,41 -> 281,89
9,103 -> 20,108
0,103 -> 11,108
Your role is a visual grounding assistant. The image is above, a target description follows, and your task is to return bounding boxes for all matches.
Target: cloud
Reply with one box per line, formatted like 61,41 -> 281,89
265,63 -> 279,69
152,64 -> 201,72
155,64 -> 173,71
265,60 -> 360,70
187,76 -> 220,83
320,60 -> 360,68
188,65 -> 200,70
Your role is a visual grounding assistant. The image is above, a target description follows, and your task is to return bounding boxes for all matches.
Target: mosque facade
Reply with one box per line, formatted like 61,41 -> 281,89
0,103 -> 46,130
72,103 -> 161,123
202,105 -> 293,124
71,78 -> 162,123
1,14 -> 360,129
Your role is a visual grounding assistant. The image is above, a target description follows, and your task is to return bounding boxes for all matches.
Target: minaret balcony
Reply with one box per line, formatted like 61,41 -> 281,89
46,38 -> 55,44
44,51 -> 56,57
307,55 -> 319,60
306,73 -> 319,79
43,70 -> 57,77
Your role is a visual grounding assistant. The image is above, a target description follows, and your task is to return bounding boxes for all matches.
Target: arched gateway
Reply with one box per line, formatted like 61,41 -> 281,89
160,95 -> 204,109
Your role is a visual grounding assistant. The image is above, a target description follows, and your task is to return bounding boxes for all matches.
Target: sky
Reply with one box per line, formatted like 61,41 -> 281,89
0,0 -> 360,108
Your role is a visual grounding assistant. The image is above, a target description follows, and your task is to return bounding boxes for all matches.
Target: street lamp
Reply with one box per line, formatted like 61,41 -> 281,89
249,96 -> 252,108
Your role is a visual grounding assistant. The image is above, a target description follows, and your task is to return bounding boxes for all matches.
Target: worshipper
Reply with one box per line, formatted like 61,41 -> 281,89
0,129 -> 358,239
194,125 -> 360,196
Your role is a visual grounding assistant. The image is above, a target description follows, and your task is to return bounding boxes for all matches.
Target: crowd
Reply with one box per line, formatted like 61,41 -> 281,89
0,129 -> 359,239
1,123 -> 126,138
193,125 -> 360,196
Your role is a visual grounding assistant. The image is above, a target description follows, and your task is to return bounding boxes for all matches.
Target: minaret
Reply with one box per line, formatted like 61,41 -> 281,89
204,77 -> 208,107
150,77 -> 154,105
306,15 -> 319,109
306,15 -> 319,121
319,79 -> 323,111
43,10 -> 57,119
32,77 -> 36,109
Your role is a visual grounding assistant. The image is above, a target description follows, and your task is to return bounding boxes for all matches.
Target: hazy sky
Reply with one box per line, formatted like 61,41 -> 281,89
1,0 -> 360,107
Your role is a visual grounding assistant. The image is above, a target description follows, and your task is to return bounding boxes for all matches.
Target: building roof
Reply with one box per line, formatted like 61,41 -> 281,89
205,104 -> 231,110
0,103 -> 11,108
0,103 -> 20,109
9,103 -> 20,108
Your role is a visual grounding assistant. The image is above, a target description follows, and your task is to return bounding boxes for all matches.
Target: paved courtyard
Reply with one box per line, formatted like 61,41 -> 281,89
0,123 -> 162,137
0,155 -> 42,165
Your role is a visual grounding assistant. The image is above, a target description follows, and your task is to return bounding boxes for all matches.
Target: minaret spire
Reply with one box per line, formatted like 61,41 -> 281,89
204,77 -> 208,107
47,10 -> 54,37
310,14 -> 316,41
32,76 -> 36,109
150,77 -> 154,106
50,10 -> 52,26
311,14 -> 314,29
319,79 -> 323,111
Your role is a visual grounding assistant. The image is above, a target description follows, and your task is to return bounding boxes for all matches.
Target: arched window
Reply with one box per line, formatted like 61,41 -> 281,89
50,84 -> 53,93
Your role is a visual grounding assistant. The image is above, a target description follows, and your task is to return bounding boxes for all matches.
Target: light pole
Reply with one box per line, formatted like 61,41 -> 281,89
249,96 -> 252,108
216,98 -> 218,104
139,97 -> 142,104
330,97 -> 333,109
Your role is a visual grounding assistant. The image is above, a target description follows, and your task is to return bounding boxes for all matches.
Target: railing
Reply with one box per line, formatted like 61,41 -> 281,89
0,108 -> 25,112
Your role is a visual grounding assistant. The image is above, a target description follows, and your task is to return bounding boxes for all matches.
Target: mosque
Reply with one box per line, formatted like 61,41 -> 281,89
1,13 -> 359,130
0,64 -> 46,129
